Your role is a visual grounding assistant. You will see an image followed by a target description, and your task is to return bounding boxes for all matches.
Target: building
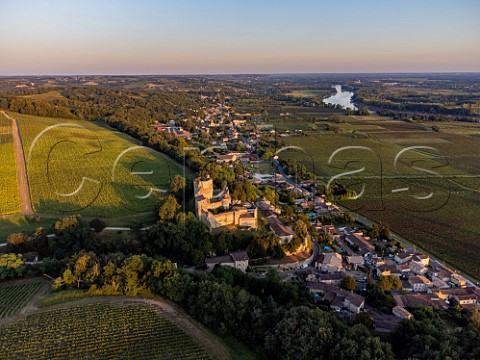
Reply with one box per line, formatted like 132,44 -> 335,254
347,255 -> 365,270
394,252 -> 413,265
345,233 -> 374,255
409,261 -> 428,275
194,177 -> 257,230
451,273 -> 467,288
316,252 -> 343,273
392,306 -> 413,320
205,250 -> 249,272
307,282 -> 365,314
409,275 -> 433,292
265,212 -> 296,244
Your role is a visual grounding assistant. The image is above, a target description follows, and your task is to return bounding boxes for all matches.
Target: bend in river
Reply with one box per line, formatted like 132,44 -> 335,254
323,85 -> 357,110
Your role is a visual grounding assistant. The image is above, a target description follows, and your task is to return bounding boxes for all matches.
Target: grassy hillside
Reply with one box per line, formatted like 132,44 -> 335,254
11,113 -> 192,217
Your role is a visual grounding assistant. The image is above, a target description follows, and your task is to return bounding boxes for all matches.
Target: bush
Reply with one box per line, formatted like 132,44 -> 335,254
89,218 -> 106,233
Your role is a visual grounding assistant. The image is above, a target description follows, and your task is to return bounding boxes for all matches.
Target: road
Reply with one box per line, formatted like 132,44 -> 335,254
336,203 -> 479,286
1,111 -> 33,215
273,158 -> 479,286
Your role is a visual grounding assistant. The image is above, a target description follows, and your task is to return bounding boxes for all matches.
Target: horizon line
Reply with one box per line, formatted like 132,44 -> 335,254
1,71 -> 480,78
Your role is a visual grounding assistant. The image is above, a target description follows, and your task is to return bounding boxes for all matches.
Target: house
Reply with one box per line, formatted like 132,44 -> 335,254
431,278 -> 450,289
392,306 -> 413,320
409,275 -> 432,292
317,272 -> 345,286
412,253 -> 430,266
396,263 -> 411,277
257,198 -> 281,214
205,250 -> 249,272
431,287 -> 479,309
452,293 -> 478,308
317,252 -> 343,273
394,252 -> 413,265
377,264 -> 399,277
216,154 -> 237,163
265,213 -> 296,244
409,261 -> 428,275
345,233 -> 374,255
307,282 -> 365,314
451,273 -> 467,288
431,269 -> 452,283
344,293 -> 365,314
393,292 -> 448,310
347,255 -> 365,270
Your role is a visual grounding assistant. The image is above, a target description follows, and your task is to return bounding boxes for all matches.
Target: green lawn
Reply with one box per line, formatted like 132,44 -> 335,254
0,113 -> 20,215
11,113 -> 192,217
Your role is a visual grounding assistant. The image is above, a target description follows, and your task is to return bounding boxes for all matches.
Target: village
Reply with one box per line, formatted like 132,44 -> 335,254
150,95 -> 480,333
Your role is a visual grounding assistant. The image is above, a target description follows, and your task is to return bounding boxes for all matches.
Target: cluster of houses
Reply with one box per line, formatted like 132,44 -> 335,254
302,222 -> 479,322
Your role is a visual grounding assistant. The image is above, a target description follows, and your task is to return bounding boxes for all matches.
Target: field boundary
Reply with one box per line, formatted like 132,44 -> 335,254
1,111 -> 33,215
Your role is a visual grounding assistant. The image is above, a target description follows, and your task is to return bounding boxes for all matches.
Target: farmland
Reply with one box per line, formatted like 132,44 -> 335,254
11,113 -> 191,217
0,113 -> 20,215
0,281 -> 43,318
280,115 -> 480,280
0,302 -> 215,359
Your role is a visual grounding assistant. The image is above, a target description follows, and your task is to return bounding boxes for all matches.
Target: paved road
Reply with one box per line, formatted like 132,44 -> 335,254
1,111 -> 33,215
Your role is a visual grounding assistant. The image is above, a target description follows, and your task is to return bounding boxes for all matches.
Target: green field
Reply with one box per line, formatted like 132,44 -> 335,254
285,89 -> 329,98
0,216 -> 56,244
11,113 -> 191,217
0,113 -> 20,215
0,302 -> 214,359
0,281 -> 43,318
280,116 -> 480,281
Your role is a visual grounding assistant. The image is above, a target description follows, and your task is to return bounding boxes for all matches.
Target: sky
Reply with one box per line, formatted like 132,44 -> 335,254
0,0 -> 479,75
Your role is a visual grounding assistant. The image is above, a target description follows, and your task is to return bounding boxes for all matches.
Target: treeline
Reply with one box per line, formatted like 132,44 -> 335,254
354,89 -> 480,117
43,251 -> 480,360
5,215 -> 285,267
2,214 -> 480,359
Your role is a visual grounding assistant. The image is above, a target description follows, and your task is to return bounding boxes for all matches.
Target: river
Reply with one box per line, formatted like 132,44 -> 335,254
323,85 -> 357,110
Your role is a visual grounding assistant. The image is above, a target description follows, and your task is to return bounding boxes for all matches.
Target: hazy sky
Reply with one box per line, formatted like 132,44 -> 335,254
0,0 -> 479,75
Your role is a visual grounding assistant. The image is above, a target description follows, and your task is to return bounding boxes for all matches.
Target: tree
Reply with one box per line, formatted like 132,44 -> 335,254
293,220 -> 307,238
355,312 -> 373,329
0,254 -> 26,280
159,195 -> 179,221
378,275 -> 401,292
170,174 -> 186,193
379,223 -> 391,240
265,306 -> 334,360
369,224 -> 380,239
341,276 -> 357,292
89,218 -> 106,233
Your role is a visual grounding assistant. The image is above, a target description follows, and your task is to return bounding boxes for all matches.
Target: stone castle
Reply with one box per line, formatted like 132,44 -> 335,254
194,177 -> 257,230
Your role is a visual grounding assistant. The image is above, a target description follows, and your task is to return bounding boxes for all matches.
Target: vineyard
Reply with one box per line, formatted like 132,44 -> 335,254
0,302 -> 214,359
0,113 -> 20,215
12,113 -> 190,217
0,281 -> 43,318
283,121 -> 480,281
